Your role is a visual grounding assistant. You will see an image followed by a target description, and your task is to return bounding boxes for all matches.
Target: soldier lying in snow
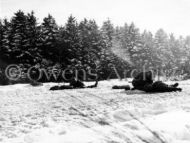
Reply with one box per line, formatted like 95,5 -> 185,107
112,71 -> 153,91
50,78 -> 98,90
112,85 -> 130,90
132,71 -> 182,92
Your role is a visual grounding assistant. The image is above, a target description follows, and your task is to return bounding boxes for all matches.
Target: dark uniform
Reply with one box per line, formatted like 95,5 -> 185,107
132,71 -> 153,90
144,81 -> 181,92
132,71 -> 182,92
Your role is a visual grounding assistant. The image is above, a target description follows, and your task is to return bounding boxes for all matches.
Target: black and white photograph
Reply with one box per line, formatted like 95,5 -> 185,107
0,0 -> 190,142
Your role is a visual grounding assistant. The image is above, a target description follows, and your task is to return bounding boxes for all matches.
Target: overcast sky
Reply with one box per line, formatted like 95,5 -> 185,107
0,0 -> 190,37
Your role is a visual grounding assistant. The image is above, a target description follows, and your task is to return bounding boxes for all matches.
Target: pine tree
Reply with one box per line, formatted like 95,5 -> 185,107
24,11 -> 42,66
56,26 -> 68,67
0,19 -> 6,65
101,19 -> 117,78
101,19 -> 114,63
0,20 -> 9,84
0,20 -> 3,49
184,36 -> 190,60
119,23 -> 142,70
168,34 -> 180,69
9,10 -> 28,64
1,19 -> 14,63
140,30 -> 154,68
78,19 -> 105,79
0,19 -> 13,84
79,18 -> 94,69
101,20 -> 130,79
63,15 -> 82,69
41,14 -> 59,64
154,29 -> 171,70
1,19 -> 11,63
79,19 -> 103,68
101,19 -> 114,47
182,36 -> 190,75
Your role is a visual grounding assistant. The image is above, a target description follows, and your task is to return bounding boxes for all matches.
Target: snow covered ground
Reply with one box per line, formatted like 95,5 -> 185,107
0,79 -> 190,143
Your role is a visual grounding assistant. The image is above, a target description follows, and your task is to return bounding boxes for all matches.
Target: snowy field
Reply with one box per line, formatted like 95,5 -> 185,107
0,79 -> 190,143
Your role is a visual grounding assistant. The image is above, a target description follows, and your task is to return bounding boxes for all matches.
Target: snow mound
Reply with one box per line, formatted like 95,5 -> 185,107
0,79 -> 190,143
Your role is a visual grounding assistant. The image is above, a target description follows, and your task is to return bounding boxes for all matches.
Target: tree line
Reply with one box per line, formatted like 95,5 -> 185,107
0,10 -> 190,84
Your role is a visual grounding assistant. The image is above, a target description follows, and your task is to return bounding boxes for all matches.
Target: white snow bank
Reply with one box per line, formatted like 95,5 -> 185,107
3,110 -> 190,143
123,110 -> 190,143
1,79 -> 190,143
